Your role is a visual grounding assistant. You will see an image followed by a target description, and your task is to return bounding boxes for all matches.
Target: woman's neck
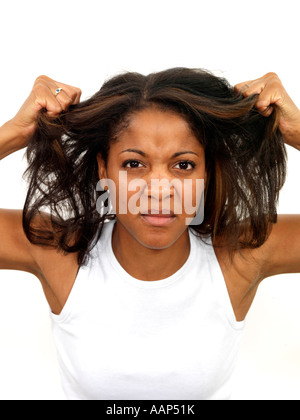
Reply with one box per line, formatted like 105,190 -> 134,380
111,222 -> 190,281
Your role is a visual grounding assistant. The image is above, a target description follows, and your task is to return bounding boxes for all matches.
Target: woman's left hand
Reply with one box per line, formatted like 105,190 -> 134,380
234,72 -> 300,150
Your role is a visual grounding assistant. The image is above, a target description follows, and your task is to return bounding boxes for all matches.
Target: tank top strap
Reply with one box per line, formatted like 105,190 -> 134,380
199,234 -> 246,330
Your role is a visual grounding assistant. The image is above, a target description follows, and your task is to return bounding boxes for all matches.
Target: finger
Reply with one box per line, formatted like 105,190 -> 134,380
235,73 -> 281,98
34,75 -> 82,106
254,81 -> 284,116
234,81 -> 249,92
52,88 -> 75,111
258,105 -> 274,117
55,83 -> 82,105
234,73 -> 284,118
36,83 -> 80,117
43,95 -> 64,118
68,86 -> 82,104
32,82 -> 63,117
235,81 -> 264,98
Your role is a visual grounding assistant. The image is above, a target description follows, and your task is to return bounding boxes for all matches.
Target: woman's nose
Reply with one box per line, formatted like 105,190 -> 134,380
143,175 -> 174,201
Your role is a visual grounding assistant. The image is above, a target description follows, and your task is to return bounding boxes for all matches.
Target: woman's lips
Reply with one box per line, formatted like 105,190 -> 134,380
140,212 -> 176,226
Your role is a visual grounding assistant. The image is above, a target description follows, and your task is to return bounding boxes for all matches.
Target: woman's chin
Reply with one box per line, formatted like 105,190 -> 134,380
135,222 -> 188,251
115,214 -> 189,251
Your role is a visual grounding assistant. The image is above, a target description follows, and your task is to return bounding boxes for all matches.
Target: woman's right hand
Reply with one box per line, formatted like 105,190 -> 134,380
9,75 -> 82,147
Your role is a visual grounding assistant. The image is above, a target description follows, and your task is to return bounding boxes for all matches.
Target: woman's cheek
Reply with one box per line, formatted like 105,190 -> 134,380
174,178 -> 205,225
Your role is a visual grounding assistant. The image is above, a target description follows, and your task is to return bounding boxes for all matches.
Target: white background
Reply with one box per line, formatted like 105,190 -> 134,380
0,0 -> 299,400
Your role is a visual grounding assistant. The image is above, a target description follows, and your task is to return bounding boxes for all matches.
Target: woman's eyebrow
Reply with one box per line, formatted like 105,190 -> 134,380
172,151 -> 199,158
119,149 -> 199,158
119,148 -> 147,156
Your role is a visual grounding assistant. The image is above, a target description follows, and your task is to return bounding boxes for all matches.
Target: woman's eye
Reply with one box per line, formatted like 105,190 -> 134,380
174,161 -> 195,170
122,160 -> 143,169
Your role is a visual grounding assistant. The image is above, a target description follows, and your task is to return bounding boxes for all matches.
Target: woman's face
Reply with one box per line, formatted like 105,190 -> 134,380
97,107 -> 206,250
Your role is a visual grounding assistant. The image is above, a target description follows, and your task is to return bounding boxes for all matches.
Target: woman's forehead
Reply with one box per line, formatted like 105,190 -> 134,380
113,108 -> 204,152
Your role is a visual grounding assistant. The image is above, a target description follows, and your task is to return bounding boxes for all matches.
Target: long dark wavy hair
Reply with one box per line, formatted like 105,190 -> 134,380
23,67 -> 287,266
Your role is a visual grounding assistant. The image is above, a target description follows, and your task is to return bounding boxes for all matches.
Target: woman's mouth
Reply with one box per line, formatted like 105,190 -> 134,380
140,211 -> 176,226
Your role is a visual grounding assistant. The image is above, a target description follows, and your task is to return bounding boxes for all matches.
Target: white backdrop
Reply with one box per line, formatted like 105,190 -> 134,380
0,0 -> 299,400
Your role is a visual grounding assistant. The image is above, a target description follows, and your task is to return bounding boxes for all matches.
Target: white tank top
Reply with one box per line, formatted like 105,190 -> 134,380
50,220 -> 245,400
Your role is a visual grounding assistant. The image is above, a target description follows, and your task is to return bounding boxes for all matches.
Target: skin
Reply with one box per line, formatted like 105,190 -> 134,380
97,108 -> 207,281
0,73 -> 300,322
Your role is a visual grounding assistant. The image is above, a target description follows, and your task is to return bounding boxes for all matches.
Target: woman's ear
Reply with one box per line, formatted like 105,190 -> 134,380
96,153 -> 107,180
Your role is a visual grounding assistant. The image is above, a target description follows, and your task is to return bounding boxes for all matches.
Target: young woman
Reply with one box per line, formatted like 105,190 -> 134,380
0,69 -> 299,400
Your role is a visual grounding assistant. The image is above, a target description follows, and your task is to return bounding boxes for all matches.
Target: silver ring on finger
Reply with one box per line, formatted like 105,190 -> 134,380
54,87 -> 63,97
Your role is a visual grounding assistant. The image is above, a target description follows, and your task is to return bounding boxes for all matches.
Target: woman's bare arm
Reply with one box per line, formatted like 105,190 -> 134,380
257,214 -> 300,278
0,76 -> 81,277
236,73 -> 300,279
0,208 -> 42,276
